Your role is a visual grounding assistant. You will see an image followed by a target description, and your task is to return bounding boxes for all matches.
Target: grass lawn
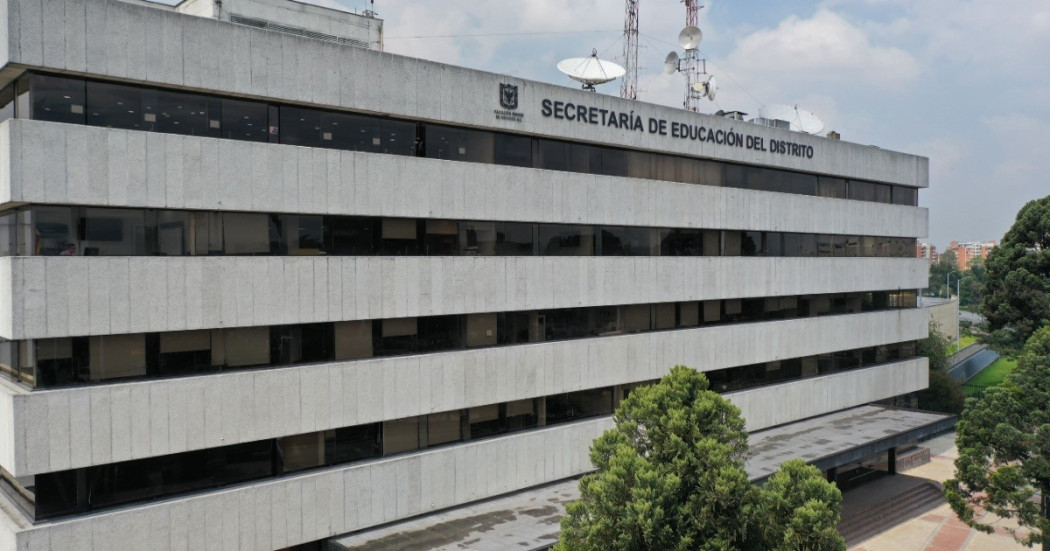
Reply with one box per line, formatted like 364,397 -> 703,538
966,357 -> 1017,389
946,334 -> 978,355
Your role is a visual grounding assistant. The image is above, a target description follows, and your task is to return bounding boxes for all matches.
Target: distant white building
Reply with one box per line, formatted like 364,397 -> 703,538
0,0 -> 938,548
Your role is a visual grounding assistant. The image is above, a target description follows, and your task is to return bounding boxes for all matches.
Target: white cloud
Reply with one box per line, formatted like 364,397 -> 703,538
724,9 -> 919,91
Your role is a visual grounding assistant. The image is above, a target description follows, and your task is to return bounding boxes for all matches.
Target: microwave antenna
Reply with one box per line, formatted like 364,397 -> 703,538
663,2 -> 716,111
557,49 -> 627,92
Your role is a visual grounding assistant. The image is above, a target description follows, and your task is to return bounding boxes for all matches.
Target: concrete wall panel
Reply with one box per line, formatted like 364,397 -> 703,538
0,119 -> 928,238
6,360 -> 926,549
1,255 -> 927,340
2,308 -> 926,476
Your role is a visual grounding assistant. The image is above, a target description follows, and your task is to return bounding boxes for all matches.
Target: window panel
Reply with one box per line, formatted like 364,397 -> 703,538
538,225 -> 594,256
88,334 -> 147,381
334,320 -> 373,360
220,98 -> 269,142
383,417 -> 420,455
493,133 -> 532,167
31,74 -> 85,124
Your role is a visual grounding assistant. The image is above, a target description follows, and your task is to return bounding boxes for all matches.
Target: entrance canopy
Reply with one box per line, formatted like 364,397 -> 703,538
328,405 -> 954,551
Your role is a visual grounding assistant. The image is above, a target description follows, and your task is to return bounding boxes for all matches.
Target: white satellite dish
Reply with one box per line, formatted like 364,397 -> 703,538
664,51 -> 680,75
759,104 -> 824,134
557,49 -> 626,91
690,77 -> 717,101
678,26 -> 703,50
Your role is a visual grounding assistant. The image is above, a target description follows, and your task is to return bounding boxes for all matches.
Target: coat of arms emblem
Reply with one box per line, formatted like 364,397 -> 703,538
499,83 -> 519,110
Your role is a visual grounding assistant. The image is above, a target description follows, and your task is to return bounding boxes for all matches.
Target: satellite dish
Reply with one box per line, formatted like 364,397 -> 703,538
678,26 -> 703,50
664,51 -> 680,75
759,104 -> 825,134
557,49 -> 626,91
706,76 -> 717,101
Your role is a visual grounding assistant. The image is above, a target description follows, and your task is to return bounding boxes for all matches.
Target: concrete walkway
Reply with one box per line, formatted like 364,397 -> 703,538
850,433 -> 1031,551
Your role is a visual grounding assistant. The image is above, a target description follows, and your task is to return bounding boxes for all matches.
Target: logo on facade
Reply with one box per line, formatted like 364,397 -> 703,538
499,83 -> 519,110
495,83 -> 524,122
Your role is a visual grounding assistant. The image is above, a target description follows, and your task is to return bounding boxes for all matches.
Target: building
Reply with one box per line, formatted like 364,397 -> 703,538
916,242 -> 938,264
0,0 -> 939,548
948,240 -> 996,270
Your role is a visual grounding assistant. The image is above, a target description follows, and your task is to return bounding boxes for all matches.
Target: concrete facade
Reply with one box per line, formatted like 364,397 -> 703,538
5,360 -> 926,551
0,0 -> 931,548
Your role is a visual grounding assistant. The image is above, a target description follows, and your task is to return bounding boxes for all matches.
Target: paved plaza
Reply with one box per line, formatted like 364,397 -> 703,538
851,433 -> 1031,551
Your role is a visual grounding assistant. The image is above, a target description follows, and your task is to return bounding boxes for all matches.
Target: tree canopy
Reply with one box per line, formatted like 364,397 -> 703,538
555,366 -> 845,551
981,195 -> 1050,354
945,325 -> 1050,550
915,322 -> 965,414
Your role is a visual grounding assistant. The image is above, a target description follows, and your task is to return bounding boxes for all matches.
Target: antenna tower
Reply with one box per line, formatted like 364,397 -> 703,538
682,1 -> 704,111
620,0 -> 639,100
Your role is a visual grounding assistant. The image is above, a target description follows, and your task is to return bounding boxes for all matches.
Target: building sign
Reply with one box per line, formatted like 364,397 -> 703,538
539,97 -> 815,159
495,84 -> 524,122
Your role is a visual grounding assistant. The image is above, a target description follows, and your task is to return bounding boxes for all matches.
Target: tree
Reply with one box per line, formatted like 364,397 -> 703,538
929,250 -> 959,297
981,195 -> 1050,355
945,326 -> 1050,550
915,323 -> 966,414
555,366 -> 845,551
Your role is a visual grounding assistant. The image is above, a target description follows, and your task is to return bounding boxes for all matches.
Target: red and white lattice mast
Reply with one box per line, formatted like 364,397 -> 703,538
620,0 -> 639,100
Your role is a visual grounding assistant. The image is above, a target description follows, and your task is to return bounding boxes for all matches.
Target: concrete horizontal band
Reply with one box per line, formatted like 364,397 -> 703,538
0,0 -> 927,186
0,360 -> 928,550
0,308 -> 928,477
0,256 -> 928,341
0,120 -> 929,238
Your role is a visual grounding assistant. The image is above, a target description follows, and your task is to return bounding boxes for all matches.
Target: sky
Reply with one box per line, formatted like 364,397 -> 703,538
326,0 -> 1048,248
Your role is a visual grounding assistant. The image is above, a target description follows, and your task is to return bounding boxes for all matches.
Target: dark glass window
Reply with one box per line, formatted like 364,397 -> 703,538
280,106 -> 323,148
0,84 -> 14,124
536,139 -> 570,171
742,231 -> 763,256
326,424 -> 381,464
818,177 -> 847,199
418,315 -> 462,352
150,89 -> 215,137
570,143 -> 602,173
424,125 -> 494,163
32,206 -> 75,256
495,222 -> 534,255
848,181 -> 877,202
601,148 -> 628,176
423,219 -> 459,255
86,80 -> 147,130
724,164 -> 747,188
32,469 -> 80,519
538,225 -> 594,256
271,323 -> 333,365
378,218 -> 418,255
30,74 -> 85,124
493,133 -> 532,167
546,388 -> 613,426
893,186 -> 918,206
325,216 -> 375,255
220,98 -> 269,142
601,226 -> 653,256
766,232 -> 784,256
874,183 -> 892,203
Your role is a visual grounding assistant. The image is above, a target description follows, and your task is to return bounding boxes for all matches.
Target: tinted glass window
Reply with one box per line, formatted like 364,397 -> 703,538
325,216 -> 375,255
495,222 -> 534,255
874,183 -> 892,203
537,139 -> 570,171
493,133 -> 532,167
220,98 -> 268,142
150,89 -> 216,136
601,148 -> 628,176
538,225 -> 594,256
893,186 -> 917,206
818,177 -> 846,199
424,124 -> 494,163
0,85 -> 14,124
848,181 -> 876,201
30,74 -> 85,124
280,106 -> 323,147
601,227 -> 653,256
570,143 -> 602,174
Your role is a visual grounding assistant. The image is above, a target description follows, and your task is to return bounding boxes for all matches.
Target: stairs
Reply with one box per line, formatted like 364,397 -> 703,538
838,478 -> 946,546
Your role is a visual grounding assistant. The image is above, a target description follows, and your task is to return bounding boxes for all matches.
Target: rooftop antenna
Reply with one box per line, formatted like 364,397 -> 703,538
363,0 -> 377,18
663,2 -> 717,111
756,104 -> 825,134
558,49 -> 626,92
620,0 -> 640,100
